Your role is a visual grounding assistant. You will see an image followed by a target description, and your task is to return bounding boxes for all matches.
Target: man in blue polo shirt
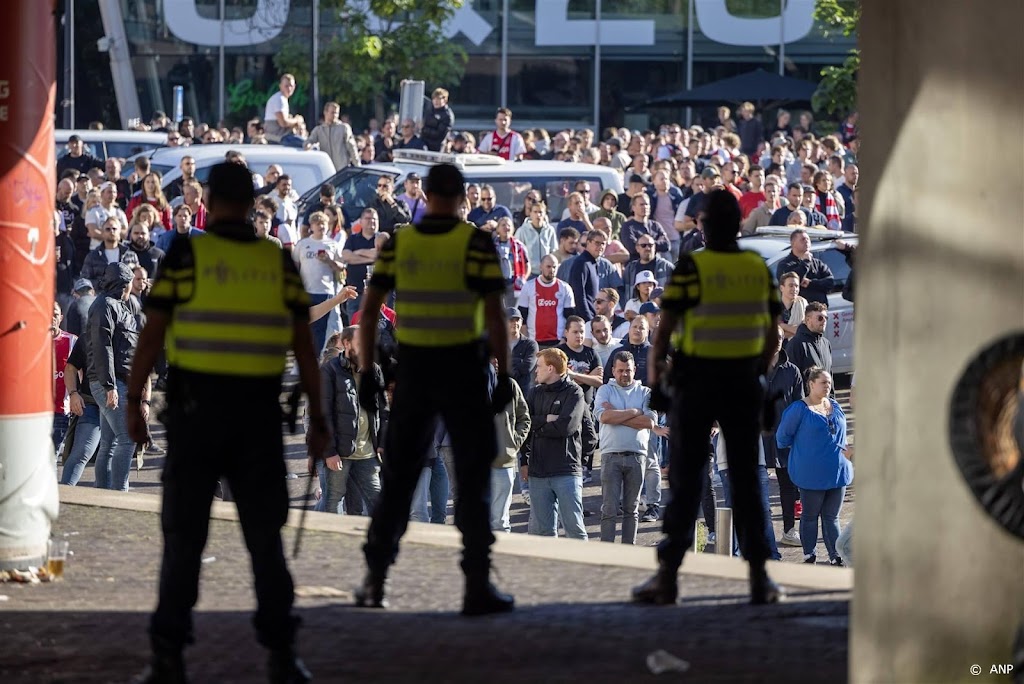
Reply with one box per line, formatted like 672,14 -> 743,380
468,184 -> 512,231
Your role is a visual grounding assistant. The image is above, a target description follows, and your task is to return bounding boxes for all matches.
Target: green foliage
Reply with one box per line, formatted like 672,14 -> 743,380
274,0 -> 467,110
813,0 -> 859,119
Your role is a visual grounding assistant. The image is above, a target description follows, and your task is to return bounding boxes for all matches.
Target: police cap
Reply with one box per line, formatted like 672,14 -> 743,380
207,162 -> 255,204
425,163 -> 465,199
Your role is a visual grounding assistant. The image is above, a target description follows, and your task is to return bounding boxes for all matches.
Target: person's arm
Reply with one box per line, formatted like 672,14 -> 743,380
809,258 -> 835,292
535,386 -> 585,437
91,302 -> 117,394
652,222 -> 671,254
484,291 -> 510,375
599,406 -> 641,425
293,316 -> 324,418
125,309 -> 169,441
320,362 -> 339,459
309,285 -> 357,323
357,285 -> 387,372
511,385 -> 531,450
775,402 -> 803,449
342,249 -> 376,264
344,125 -> 359,166
622,414 -> 656,430
275,109 -> 300,129
569,368 -> 604,389
303,126 -> 322,150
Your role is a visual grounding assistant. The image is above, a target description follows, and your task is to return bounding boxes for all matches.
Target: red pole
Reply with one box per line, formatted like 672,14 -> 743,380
0,1 -> 59,570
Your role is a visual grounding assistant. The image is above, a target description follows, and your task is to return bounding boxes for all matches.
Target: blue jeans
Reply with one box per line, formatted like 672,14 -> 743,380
90,380 -> 136,491
307,293 -> 331,357
490,467 -> 516,533
799,486 -> 845,561
52,412 -> 70,456
720,466 -> 782,560
600,451 -> 645,544
669,238 -> 681,263
320,457 -> 381,516
410,458 -> 449,524
528,475 -> 587,540
60,403 -> 102,485
643,434 -> 662,508
280,133 -> 306,148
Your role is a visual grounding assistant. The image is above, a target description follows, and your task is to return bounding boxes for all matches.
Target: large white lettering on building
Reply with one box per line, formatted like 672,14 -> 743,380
164,0 -> 814,49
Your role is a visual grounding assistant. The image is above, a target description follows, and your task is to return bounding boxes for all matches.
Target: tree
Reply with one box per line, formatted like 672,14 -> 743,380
274,0 -> 467,116
812,0 -> 859,119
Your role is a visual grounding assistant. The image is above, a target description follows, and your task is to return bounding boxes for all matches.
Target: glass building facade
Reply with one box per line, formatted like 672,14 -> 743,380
70,0 -> 855,132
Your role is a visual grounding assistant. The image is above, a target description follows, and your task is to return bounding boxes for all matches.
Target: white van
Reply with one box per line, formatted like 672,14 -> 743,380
128,144 -> 337,200
56,129 -> 167,162
738,227 -> 857,375
298,149 -> 625,227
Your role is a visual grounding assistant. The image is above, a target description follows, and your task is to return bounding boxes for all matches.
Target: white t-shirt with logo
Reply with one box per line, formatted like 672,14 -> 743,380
292,236 -> 340,295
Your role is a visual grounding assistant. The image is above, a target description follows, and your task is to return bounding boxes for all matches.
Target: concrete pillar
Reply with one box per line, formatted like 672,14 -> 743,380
854,1 -> 1024,682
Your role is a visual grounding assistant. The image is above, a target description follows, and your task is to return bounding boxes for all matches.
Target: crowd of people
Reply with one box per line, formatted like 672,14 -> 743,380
51,80 -> 859,565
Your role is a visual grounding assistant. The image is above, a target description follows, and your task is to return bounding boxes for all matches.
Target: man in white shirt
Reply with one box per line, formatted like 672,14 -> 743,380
263,73 -> 305,148
585,314 -> 622,367
274,175 -> 300,234
86,182 -> 128,249
292,211 -> 344,355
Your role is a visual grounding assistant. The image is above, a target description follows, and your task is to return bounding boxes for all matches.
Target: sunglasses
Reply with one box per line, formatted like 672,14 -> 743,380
377,183 -> 390,189
595,298 -> 608,304
637,243 -> 654,248
813,314 -> 827,322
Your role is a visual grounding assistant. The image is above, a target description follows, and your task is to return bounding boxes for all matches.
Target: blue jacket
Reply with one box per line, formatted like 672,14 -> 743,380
776,399 -> 854,490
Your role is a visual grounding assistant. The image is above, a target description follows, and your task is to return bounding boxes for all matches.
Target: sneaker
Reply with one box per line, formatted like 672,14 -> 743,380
707,531 -> 717,545
803,554 -> 816,564
145,442 -> 165,455
522,490 -> 530,506
829,557 -> 846,567
794,501 -> 803,519
581,468 -> 593,485
640,504 -> 660,523
779,529 -> 802,547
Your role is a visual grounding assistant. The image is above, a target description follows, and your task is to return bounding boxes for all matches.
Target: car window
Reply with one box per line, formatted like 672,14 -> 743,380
328,168 -> 390,225
815,246 -> 850,293
470,175 -> 609,222
105,141 -> 162,160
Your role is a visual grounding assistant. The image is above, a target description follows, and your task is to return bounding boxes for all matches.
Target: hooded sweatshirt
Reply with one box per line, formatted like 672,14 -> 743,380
520,376 -> 584,478
86,263 -> 140,389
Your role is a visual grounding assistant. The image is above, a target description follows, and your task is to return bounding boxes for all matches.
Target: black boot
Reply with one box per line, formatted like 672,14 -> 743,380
133,651 -> 188,684
631,562 -> 678,605
749,564 -> 785,605
267,648 -> 312,684
354,570 -> 388,609
462,577 -> 515,616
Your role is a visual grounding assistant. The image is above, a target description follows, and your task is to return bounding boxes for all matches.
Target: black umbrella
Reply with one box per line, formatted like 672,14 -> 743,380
629,69 -> 818,109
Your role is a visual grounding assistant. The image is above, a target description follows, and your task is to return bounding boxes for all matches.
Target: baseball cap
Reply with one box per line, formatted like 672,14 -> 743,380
67,134 -> 82,143
506,307 -> 522,320
639,301 -> 661,315
801,184 -> 815,193
406,172 -> 421,182
608,136 -> 623,149
700,167 -> 721,179
72,278 -> 93,293
634,270 -> 657,287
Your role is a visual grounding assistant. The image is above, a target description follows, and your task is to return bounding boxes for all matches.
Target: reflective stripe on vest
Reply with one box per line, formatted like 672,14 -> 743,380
678,249 -> 772,359
393,222 -> 484,347
165,233 -> 292,376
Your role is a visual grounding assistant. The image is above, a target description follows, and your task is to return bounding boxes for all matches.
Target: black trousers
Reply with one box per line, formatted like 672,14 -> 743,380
658,356 -> 770,569
775,465 -> 799,532
364,342 -> 497,578
150,371 -> 296,651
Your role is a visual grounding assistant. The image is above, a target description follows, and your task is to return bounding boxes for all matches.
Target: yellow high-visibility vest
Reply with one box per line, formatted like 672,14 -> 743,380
393,222 -> 484,347
677,249 -> 772,358
166,233 -> 292,376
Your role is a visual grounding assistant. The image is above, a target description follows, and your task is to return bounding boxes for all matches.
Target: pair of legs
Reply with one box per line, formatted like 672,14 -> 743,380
798,486 -> 846,562
529,475 -> 587,540
89,379 -> 136,491
319,457 -> 381,516
600,451 -> 644,543
363,343 -> 496,581
411,457 -> 449,524
59,403 -> 102,485
490,467 -> 516,533
719,466 -> 782,561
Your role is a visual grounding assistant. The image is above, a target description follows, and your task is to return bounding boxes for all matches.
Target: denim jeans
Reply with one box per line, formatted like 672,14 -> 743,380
437,445 -> 457,503
669,238 -> 681,263
90,379 -> 136,491
643,435 -> 662,508
599,451 -> 644,544
799,486 -> 845,560
60,403 -> 101,485
321,457 -> 381,516
52,412 -> 70,456
720,466 -> 782,560
490,467 -> 516,533
410,458 -> 449,524
529,475 -> 587,540
307,292 -> 331,357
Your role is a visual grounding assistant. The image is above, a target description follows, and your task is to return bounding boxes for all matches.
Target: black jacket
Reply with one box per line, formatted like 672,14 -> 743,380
64,293 -> 95,338
321,354 -> 386,458
786,323 -> 832,377
56,231 -> 77,295
520,377 -> 585,478
80,244 -> 139,283
420,104 -> 454,152
371,196 -> 412,233
762,349 -> 804,467
129,240 -> 166,279
86,283 -> 140,389
603,341 -> 652,387
774,252 -> 834,305
511,336 -> 539,394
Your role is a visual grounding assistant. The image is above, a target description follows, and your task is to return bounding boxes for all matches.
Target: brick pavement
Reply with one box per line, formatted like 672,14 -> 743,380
1,504 -> 848,683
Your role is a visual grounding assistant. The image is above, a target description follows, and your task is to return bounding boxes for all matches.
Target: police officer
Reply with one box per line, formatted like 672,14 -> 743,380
633,189 -> 785,606
353,163 -> 516,615
126,163 -> 327,683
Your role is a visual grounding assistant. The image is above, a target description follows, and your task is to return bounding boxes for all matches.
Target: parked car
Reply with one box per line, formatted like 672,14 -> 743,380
298,149 -> 625,227
738,227 -> 857,375
128,144 -> 336,200
56,129 -> 167,162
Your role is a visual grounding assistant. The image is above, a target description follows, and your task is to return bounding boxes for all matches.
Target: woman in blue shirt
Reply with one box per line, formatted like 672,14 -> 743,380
776,368 -> 854,565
